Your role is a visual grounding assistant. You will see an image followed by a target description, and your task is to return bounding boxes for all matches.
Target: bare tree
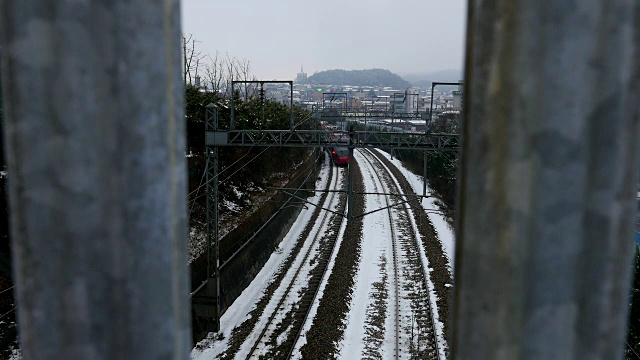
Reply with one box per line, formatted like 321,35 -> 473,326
202,52 -> 225,95
183,34 -> 204,86
224,52 -> 237,97
235,57 -> 256,101
181,37 -> 256,99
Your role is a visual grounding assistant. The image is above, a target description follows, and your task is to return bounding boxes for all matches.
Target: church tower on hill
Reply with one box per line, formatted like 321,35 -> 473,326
295,64 -> 307,84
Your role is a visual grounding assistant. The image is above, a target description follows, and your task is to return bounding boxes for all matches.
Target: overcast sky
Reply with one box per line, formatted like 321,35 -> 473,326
181,0 -> 467,80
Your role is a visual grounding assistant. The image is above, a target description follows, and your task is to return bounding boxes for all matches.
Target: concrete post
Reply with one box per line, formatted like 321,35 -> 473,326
0,1 -> 191,359
453,1 -> 640,359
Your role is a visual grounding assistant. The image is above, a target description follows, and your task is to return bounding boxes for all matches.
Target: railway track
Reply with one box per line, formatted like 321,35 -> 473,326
242,163 -> 348,359
358,149 -> 440,359
196,150 -> 444,359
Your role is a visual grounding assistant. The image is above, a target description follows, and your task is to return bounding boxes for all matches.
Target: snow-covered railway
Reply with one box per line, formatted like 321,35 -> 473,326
191,149 -> 453,360
340,149 -> 439,360
240,162 -> 348,359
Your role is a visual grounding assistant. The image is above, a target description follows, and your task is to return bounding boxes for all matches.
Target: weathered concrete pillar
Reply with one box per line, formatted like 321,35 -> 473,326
0,1 -> 190,359
453,1 -> 640,359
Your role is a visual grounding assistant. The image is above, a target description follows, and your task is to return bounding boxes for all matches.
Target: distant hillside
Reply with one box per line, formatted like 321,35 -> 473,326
401,69 -> 463,89
307,69 -> 411,89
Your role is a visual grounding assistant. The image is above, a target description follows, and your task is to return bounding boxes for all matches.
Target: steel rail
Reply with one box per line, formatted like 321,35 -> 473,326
245,165 -> 345,359
285,181 -> 349,360
218,154 -> 321,271
360,148 -> 441,359
358,149 -> 401,359
366,149 -> 441,359
269,186 -> 435,198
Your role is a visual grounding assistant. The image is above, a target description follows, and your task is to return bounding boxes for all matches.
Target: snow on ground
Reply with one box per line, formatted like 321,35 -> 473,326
235,168 -> 343,358
7,348 -> 20,360
402,195 -> 449,359
371,151 -> 449,358
373,150 -> 453,358
289,168 -> 349,359
191,156 -> 333,360
191,148 -> 455,359
374,150 -> 456,269
338,150 -> 452,359
339,151 -> 392,358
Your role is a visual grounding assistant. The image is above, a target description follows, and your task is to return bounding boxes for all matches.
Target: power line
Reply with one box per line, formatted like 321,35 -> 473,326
188,146 -> 275,206
188,167 -> 208,217
190,107 -> 316,207
188,148 -> 254,199
216,151 -> 326,257
0,286 -> 14,295
0,306 -> 16,322
626,339 -> 640,359
219,147 -> 271,184
189,146 -> 324,207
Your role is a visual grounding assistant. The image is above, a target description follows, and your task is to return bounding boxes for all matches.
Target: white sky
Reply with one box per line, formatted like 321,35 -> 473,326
181,0 -> 467,80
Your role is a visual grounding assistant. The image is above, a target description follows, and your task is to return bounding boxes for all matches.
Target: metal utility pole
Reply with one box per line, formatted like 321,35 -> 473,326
424,82 -> 461,197
453,1 -> 640,359
347,125 -> 355,221
192,105 -> 222,333
0,1 -> 191,359
427,81 -> 462,133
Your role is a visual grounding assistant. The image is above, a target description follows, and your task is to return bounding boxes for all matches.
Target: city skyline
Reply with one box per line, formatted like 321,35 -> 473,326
181,1 -> 467,80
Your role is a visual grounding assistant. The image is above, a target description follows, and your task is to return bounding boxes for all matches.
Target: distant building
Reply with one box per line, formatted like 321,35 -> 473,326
390,92 -> 405,113
295,65 -> 308,84
389,88 -> 420,113
406,88 -> 419,112
453,81 -> 464,110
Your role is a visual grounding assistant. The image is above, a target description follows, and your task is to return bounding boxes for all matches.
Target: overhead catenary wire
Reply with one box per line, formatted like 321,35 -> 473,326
188,147 -> 254,199
188,108 -> 316,206
190,139 -> 325,208
0,307 -> 16,322
188,108 -> 321,237
0,286 -> 15,296
214,150 -> 326,255
188,146 -> 273,206
219,147 -> 271,185
292,110 -> 316,130
188,167 -> 208,217
626,339 -> 639,358
187,149 -> 263,207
